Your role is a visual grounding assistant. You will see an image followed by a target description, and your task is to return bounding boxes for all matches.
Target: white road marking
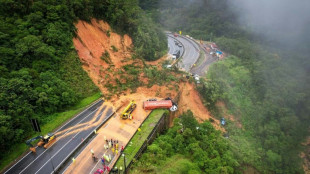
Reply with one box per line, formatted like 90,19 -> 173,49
34,110 -> 106,174
61,112 -> 114,173
19,107 -> 103,174
4,99 -> 102,174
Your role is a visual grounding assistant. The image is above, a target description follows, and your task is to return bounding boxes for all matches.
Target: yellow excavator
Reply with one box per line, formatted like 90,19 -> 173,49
25,133 -> 56,153
121,100 -> 136,119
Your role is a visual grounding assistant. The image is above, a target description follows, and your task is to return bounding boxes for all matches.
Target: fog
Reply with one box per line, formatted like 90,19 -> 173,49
228,0 -> 310,48
158,0 -> 310,49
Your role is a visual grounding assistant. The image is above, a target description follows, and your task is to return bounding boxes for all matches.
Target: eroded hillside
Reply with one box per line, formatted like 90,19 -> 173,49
73,19 -> 222,129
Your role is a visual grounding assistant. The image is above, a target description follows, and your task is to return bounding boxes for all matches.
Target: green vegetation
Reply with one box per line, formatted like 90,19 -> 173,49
131,111 -> 239,173
0,92 -> 101,170
92,0 -> 167,61
139,0 -> 310,173
0,0 -> 167,167
111,45 -> 118,52
199,47 -> 309,173
143,66 -> 178,87
114,109 -> 167,170
100,51 -> 112,64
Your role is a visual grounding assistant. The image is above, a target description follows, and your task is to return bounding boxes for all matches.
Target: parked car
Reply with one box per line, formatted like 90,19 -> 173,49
221,118 -> 226,126
193,74 -> 200,81
147,98 -> 157,101
94,169 -> 104,174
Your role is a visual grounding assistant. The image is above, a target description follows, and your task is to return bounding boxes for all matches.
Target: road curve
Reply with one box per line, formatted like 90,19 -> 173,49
166,33 -> 200,72
167,36 -> 184,57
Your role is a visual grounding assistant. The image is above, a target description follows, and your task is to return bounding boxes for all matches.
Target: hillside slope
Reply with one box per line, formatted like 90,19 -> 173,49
0,0 -> 167,168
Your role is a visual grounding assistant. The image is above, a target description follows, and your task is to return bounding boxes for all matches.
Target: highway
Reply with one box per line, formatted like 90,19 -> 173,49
4,99 -> 114,174
167,33 -> 200,72
190,50 -> 218,76
167,32 -> 218,75
167,36 -> 184,56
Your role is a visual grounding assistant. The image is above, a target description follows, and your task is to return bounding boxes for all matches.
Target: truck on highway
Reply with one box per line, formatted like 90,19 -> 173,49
173,50 -> 180,59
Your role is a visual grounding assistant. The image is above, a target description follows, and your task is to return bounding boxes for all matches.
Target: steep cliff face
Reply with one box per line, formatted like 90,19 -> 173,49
73,19 -> 135,94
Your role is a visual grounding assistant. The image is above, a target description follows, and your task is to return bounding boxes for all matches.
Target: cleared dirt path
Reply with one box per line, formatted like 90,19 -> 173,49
64,100 -> 151,174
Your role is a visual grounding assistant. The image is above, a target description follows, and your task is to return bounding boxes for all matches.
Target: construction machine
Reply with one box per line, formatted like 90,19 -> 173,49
121,100 -> 136,119
25,133 -> 56,153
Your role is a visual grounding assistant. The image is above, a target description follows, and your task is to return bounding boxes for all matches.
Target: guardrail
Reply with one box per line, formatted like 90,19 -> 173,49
178,34 -> 200,52
112,111 -> 169,174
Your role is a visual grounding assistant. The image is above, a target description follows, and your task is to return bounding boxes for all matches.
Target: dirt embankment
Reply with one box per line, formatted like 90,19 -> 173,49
73,19 -> 223,130
73,19 -> 137,94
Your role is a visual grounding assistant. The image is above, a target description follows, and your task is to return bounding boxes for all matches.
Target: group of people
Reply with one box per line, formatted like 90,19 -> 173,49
90,137 -> 125,172
104,138 -> 124,155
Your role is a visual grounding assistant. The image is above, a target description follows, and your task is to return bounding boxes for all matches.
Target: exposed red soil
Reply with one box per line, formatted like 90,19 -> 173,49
301,135 -> 310,173
73,19 -> 138,94
73,19 -> 222,131
176,83 -> 224,131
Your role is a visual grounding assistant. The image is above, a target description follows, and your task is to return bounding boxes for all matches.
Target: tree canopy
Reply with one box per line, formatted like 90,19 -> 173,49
0,0 -> 167,163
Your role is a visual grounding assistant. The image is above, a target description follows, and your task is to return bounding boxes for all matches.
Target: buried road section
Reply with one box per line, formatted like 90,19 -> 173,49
63,99 -> 154,174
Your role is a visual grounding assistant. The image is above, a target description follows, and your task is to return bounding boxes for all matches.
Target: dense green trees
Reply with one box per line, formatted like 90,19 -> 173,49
139,0 -> 310,173
0,0 -> 96,161
94,0 -> 167,61
201,41 -> 309,173
131,111 -> 239,173
0,0 -> 166,164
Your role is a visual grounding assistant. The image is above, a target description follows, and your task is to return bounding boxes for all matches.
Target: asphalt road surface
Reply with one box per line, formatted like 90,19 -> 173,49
167,33 -> 200,72
4,99 -> 114,174
167,36 -> 184,56
190,47 -> 218,76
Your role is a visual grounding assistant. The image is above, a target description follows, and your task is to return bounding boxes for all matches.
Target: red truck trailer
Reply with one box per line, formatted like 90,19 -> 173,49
143,100 -> 173,110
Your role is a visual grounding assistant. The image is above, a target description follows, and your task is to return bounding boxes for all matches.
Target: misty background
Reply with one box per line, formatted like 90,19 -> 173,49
140,0 -> 310,173
229,0 -> 310,49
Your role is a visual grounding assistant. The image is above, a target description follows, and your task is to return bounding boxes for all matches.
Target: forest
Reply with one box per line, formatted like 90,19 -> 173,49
131,111 -> 239,173
137,0 -> 310,173
1,0 -> 309,173
0,0 -> 166,166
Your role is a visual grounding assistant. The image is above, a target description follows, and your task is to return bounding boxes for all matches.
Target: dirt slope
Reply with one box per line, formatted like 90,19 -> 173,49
73,19 -> 137,94
73,19 -> 222,130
